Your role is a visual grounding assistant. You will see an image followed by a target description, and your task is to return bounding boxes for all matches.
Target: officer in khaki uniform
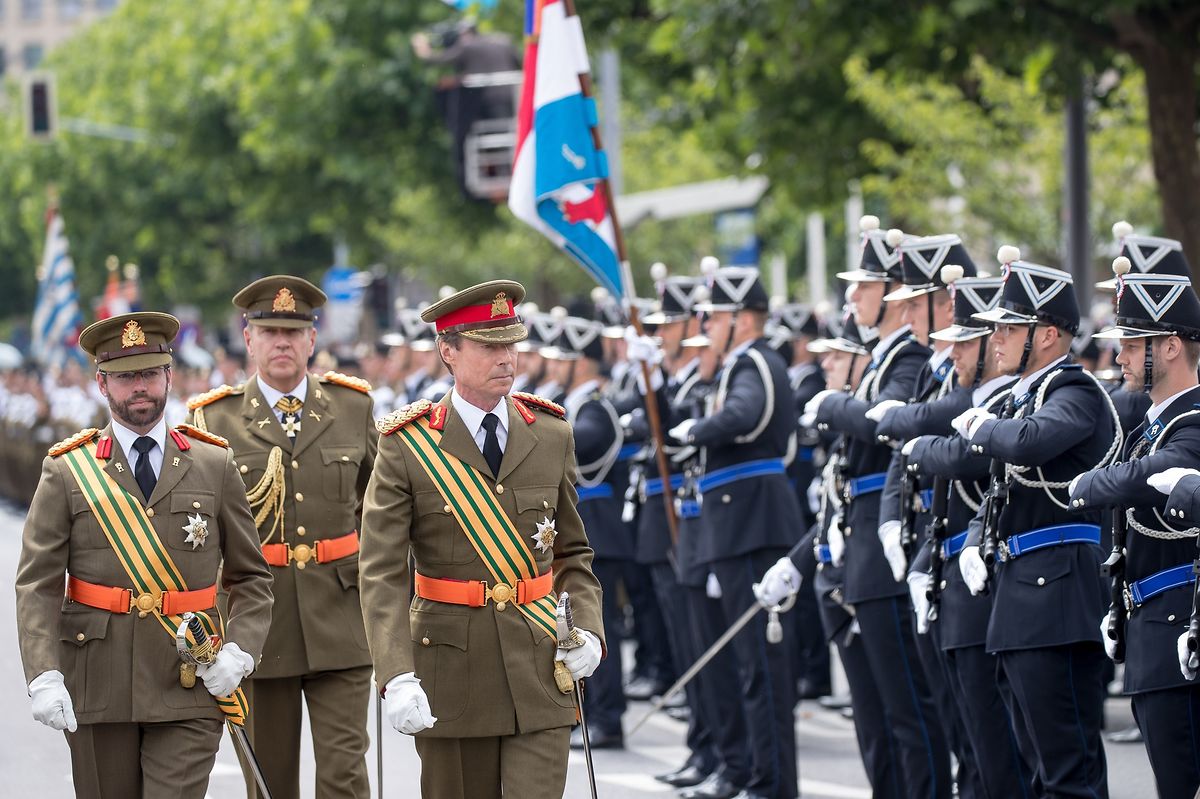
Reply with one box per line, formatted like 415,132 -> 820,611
359,280 -> 605,799
16,312 -> 274,799
189,277 -> 378,799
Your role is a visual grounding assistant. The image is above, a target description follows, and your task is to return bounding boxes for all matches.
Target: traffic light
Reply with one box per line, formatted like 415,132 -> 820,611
23,72 -> 56,140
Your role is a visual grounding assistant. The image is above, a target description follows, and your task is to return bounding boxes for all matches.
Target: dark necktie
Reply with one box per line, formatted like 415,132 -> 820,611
481,413 -> 503,477
275,395 -> 303,442
132,436 -> 157,501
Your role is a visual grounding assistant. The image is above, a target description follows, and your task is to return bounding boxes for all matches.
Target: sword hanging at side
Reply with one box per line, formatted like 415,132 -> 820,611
555,591 -> 598,799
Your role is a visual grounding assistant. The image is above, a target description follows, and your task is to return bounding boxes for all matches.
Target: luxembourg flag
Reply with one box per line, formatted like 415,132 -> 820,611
508,0 -> 627,300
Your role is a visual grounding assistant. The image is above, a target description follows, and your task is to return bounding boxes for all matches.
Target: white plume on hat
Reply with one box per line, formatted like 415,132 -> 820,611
1112,255 -> 1132,276
940,264 -> 965,285
997,245 -> 1021,265
650,262 -> 669,281
1112,220 -> 1133,239
885,228 -> 904,248
860,215 -> 880,232
700,255 -> 720,275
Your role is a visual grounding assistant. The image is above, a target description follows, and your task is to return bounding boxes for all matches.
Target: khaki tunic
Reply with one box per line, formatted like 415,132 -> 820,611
191,374 -> 377,678
15,424 -> 274,725
359,393 -> 605,739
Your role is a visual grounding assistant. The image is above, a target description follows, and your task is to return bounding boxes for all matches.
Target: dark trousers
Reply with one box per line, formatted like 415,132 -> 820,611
998,643 -> 1108,799
916,624 -> 982,799
944,644 -> 1033,799
854,596 -> 952,799
792,540 -> 831,694
1131,686 -> 1200,799
415,726 -> 570,799
68,717 -> 223,799
687,583 -> 752,787
626,560 -> 675,684
651,561 -> 717,773
710,549 -> 799,799
586,558 -> 627,735
835,629 -> 903,799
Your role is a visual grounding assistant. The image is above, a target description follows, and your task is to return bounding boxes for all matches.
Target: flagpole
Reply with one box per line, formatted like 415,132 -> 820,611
561,0 -> 680,548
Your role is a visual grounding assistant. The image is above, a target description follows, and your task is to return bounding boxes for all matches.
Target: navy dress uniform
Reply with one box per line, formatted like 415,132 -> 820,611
675,267 -> 799,799
1070,263 -> 1200,799
964,258 -> 1120,798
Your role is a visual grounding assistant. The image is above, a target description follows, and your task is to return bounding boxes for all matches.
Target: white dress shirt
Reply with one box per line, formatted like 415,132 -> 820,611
451,389 -> 509,453
870,325 -> 913,364
257,375 -> 308,423
111,416 -> 168,479
1146,384 -> 1198,425
1011,354 -> 1069,400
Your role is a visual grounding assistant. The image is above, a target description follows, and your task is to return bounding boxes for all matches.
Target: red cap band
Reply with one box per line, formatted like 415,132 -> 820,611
435,300 -> 516,333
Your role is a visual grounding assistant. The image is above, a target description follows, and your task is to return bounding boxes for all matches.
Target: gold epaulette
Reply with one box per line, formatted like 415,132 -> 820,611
174,424 -> 229,449
186,383 -> 242,411
512,391 -> 565,419
48,428 -> 100,457
377,399 -> 433,435
321,371 -> 372,394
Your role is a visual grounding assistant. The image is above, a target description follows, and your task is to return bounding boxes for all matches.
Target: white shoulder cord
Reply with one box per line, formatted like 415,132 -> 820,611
733,348 -> 776,444
954,387 -> 1011,513
1126,409 -> 1200,540
567,394 -> 625,488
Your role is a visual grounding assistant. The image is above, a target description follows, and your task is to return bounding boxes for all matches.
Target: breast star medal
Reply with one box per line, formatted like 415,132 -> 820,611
182,513 -> 209,549
532,515 -> 557,553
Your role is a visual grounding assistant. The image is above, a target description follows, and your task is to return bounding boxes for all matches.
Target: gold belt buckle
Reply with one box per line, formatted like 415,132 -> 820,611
131,590 -> 163,618
486,581 -> 514,611
292,543 -> 314,569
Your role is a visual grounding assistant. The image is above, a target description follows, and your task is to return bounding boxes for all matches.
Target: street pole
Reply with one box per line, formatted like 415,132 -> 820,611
1065,76 -> 1090,310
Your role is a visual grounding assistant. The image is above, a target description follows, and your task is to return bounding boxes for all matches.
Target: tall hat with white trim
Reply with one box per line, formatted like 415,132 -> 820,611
643,273 -> 705,325
884,234 -> 978,302
836,216 -> 905,283
693,266 -> 770,312
1097,221 -> 1192,291
930,269 -> 1004,343
540,316 -> 605,362
972,246 -> 1081,333
1093,257 -> 1200,342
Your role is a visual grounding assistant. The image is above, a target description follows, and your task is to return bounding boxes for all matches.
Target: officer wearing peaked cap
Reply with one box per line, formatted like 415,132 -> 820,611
954,250 -> 1120,797
358,281 -> 605,799
188,275 -> 379,799
671,265 -> 800,799
1070,260 -> 1200,799
16,312 -> 273,799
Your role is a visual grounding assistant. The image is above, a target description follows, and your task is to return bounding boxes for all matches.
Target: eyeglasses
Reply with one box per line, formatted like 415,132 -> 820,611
105,368 -> 169,386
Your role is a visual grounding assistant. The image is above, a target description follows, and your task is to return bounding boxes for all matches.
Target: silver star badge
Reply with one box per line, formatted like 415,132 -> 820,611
182,513 -> 209,550
531,515 -> 557,553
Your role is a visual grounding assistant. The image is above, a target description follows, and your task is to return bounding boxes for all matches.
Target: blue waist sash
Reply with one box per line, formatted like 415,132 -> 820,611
645,473 -> 686,498
617,443 -> 642,462
1127,563 -> 1197,609
698,458 -> 787,493
999,523 -> 1101,561
847,472 -> 887,498
677,498 -> 701,519
576,484 -> 615,502
942,530 -> 970,560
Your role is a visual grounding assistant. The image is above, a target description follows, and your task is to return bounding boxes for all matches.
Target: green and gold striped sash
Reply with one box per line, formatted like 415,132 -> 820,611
398,416 -> 558,638
60,441 -> 249,725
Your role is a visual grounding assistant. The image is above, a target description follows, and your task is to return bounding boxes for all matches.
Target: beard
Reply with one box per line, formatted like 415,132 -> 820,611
109,391 -> 167,429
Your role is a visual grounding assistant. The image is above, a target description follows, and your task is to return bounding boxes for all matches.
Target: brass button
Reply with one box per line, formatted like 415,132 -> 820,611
292,459 -> 299,470
342,455 -> 350,462
297,526 -> 306,536
1036,577 -> 1046,586
422,636 -> 431,646
496,484 -> 504,495
240,464 -> 248,474
295,492 -> 304,502
443,505 -> 452,514
543,500 -> 550,509
146,508 -> 155,518
75,633 -> 85,642
192,501 -> 201,509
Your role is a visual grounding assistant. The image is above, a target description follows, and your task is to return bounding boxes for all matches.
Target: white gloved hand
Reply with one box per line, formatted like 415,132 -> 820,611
865,399 -> 905,423
705,572 -> 722,599
878,520 -> 907,582
29,670 -> 77,732
907,572 -> 933,635
827,513 -> 846,567
902,436 -> 926,458
1149,467 -> 1200,496
195,642 -> 254,697
798,411 -> 817,429
804,389 -> 840,419
384,673 -> 437,734
1068,474 -> 1083,500
754,557 -> 803,608
668,418 -> 697,444
951,407 -> 995,441
959,545 -> 988,595
1179,632 -> 1199,681
1101,614 -> 1117,661
806,477 -> 822,515
624,328 -> 664,366
556,629 -> 602,680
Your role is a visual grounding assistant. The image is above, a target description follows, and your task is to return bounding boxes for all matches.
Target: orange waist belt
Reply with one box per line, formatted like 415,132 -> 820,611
67,574 -> 217,617
262,530 -> 359,569
414,569 -> 554,609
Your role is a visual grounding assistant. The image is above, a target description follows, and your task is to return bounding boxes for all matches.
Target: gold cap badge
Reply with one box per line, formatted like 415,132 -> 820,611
490,292 -> 509,318
273,287 -> 297,313
121,320 -> 147,348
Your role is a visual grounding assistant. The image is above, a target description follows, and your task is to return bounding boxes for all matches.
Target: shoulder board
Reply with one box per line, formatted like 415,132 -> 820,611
48,427 -> 100,457
321,371 -> 372,394
186,383 -> 243,410
377,399 -> 433,435
511,391 -> 565,418
174,424 -> 229,448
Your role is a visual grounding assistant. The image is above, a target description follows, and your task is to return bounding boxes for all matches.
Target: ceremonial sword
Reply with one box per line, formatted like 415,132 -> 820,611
176,612 -> 274,799
555,592 -> 598,799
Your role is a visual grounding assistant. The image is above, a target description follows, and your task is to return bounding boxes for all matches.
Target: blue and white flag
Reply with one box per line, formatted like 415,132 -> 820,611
31,207 -> 83,369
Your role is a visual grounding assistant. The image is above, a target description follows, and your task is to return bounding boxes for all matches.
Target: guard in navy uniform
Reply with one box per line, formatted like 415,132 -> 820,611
802,218 -> 952,798
672,266 -> 799,799
1070,257 -> 1200,799
954,249 -> 1120,798
542,315 -> 630,750
900,273 -> 1034,798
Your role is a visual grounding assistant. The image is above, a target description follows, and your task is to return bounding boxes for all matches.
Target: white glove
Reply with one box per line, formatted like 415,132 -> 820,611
1101,614 -> 1117,661
901,436 -> 926,457
1179,632 -> 1199,681
556,629 -> 602,679
754,557 -> 802,608
907,572 -> 933,635
951,407 -> 995,441
878,520 -> 907,582
384,673 -> 437,734
29,670 -> 77,732
959,545 -> 988,595
804,389 -> 840,418
827,512 -> 846,567
624,328 -> 664,366
195,642 -> 254,697
1068,474 -> 1083,499
798,411 -> 817,429
1149,467 -> 1200,496
865,399 -> 905,423
668,418 -> 697,444
806,477 -> 822,515
705,572 -> 722,599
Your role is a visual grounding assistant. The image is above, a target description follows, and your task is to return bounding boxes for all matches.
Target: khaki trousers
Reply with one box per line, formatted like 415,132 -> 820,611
67,717 -> 223,799
414,726 -> 571,799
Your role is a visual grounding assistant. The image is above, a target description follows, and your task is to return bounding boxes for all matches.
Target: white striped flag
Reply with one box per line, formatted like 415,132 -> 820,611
31,205 -> 83,369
